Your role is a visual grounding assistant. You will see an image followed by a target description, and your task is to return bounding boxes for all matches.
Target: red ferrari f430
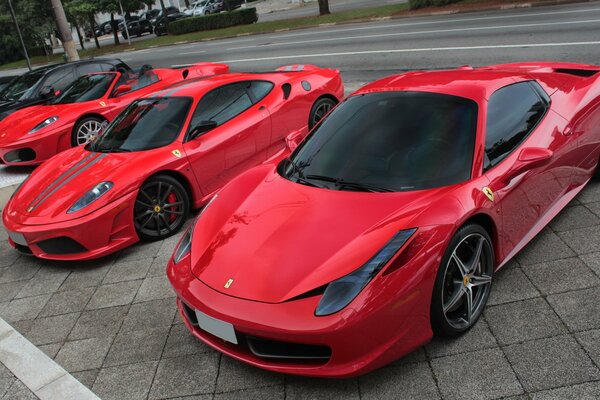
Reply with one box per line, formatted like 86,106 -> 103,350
3,65 -> 344,260
167,62 -> 600,377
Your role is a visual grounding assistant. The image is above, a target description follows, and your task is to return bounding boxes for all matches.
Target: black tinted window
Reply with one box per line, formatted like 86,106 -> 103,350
285,92 -> 478,192
53,74 -> 115,104
44,68 -> 75,92
76,63 -> 103,76
485,82 -> 548,170
248,81 -> 274,103
189,83 -> 253,131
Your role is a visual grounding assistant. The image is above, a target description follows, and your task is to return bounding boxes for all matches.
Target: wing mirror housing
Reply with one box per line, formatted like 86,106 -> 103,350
502,147 -> 553,183
189,120 -> 217,140
285,128 -> 306,151
112,84 -> 132,97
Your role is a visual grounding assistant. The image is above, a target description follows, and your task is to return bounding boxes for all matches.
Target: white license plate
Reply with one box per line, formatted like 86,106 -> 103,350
195,309 -> 238,344
7,231 -> 27,246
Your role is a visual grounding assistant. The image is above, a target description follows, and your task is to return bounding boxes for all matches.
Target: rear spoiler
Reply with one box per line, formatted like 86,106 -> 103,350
276,64 -> 322,72
170,62 -> 230,79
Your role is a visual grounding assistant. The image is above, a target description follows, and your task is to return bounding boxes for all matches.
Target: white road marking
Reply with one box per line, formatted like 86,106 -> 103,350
0,318 -> 99,400
228,18 -> 600,50
219,40 -> 600,63
265,6 -> 600,39
180,50 -> 207,55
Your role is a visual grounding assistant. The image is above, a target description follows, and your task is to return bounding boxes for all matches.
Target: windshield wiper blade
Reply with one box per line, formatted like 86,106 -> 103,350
286,159 -> 322,188
304,175 -> 393,192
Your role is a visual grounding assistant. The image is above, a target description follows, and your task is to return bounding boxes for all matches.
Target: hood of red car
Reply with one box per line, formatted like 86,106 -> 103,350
0,104 -> 68,144
190,165 -> 447,303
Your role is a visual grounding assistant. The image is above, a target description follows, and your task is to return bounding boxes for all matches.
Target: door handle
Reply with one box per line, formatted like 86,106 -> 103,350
563,124 -> 573,136
258,105 -> 266,111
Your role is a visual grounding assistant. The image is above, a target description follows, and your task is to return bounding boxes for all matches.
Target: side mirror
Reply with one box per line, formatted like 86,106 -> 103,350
502,147 -> 553,183
285,128 -> 306,151
189,120 -> 217,139
39,86 -> 55,99
112,84 -> 132,97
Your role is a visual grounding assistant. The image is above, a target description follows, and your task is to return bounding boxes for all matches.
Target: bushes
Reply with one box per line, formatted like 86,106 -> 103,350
408,0 -> 461,10
169,8 -> 258,35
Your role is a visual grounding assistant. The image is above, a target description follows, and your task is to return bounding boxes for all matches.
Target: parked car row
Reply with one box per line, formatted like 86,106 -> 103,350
2,58 -> 600,378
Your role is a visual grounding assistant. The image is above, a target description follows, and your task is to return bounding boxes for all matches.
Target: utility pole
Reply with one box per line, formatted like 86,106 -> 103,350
119,0 -> 132,46
50,0 -> 80,61
7,0 -> 31,71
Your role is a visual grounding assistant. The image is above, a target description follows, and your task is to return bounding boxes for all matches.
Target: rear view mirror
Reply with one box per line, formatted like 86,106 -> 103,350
112,84 -> 132,97
502,147 -> 553,183
189,120 -> 217,140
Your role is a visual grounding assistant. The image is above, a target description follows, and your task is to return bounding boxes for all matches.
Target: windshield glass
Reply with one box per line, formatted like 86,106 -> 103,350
284,92 -> 478,192
53,74 -> 115,104
90,97 -> 191,153
0,70 -> 45,101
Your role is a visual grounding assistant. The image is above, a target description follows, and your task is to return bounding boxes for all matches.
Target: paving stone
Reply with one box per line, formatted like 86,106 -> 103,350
93,361 -> 158,400
68,305 -> 128,340
579,252 -> 600,278
488,263 -> 540,306
485,298 -> 567,345
216,356 -> 283,392
576,182 -> 600,204
104,327 -> 169,367
576,329 -> 600,368
547,287 -> 600,331
558,225 -> 600,255
120,298 -> 176,333
517,228 -> 575,265
71,369 -> 99,390
504,335 -> 600,392
147,258 -> 169,278
0,281 -> 26,302
162,323 -> 214,359
431,348 -> 523,400
14,267 -> 70,299
116,241 -> 163,264
1,379 -> 37,400
85,280 -> 142,310
55,337 -> 114,372
388,347 -> 427,367
0,294 -> 50,322
25,312 -> 79,345
102,258 -> 153,284
0,245 -> 19,268
0,375 -> 15,398
360,361 -> 439,400
531,381 -> 600,400
0,262 -> 40,284
58,263 -> 112,291
148,352 -> 219,399
39,287 -> 95,317
522,258 -> 599,295
133,276 -> 175,303
38,342 -> 63,359
10,319 -> 33,335
583,200 -> 600,217
425,318 -> 497,359
550,205 -> 600,232
214,386 -> 283,400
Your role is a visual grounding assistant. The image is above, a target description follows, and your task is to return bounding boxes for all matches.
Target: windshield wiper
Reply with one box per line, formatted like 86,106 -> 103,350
286,158 -> 322,188
304,175 -> 393,193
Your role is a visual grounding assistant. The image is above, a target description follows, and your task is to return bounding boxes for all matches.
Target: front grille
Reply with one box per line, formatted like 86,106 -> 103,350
36,237 -> 87,255
4,148 -> 36,163
14,243 -> 33,256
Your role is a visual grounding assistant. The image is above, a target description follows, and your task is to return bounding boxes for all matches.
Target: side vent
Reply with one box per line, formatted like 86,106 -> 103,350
282,83 -> 292,100
554,68 -> 598,78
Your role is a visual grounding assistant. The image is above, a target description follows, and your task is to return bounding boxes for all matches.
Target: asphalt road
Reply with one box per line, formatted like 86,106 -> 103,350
258,0 -> 408,22
107,1 -> 600,92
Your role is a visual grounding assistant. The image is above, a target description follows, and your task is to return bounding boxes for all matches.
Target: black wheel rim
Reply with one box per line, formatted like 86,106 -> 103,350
134,181 -> 185,238
312,100 -> 334,127
441,233 -> 493,330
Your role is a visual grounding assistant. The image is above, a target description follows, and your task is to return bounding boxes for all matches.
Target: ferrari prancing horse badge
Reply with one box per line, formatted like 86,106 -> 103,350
482,187 -> 494,202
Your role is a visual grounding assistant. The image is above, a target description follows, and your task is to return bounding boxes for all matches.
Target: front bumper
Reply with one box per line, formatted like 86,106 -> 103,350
3,191 -> 138,260
0,127 -> 71,166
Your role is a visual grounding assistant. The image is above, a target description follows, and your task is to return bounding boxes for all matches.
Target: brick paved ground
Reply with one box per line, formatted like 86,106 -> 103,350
0,181 -> 599,399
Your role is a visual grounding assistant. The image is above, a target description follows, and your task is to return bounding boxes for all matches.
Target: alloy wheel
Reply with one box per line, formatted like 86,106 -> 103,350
76,120 -> 104,146
134,180 -> 186,238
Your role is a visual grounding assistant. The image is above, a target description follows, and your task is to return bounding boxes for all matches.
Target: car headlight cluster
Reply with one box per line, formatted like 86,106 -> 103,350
173,194 -> 218,264
315,228 -> 417,316
68,181 -> 113,214
29,116 -> 59,134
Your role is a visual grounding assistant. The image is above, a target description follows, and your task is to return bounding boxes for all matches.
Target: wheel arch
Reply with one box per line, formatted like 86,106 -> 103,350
74,113 -> 108,129
459,212 -> 500,268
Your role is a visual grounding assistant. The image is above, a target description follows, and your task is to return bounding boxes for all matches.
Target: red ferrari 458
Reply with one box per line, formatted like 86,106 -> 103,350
0,63 -> 229,166
3,64 -> 344,260
167,62 -> 600,377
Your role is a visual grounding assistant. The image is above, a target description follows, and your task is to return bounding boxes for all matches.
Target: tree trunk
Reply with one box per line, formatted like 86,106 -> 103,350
89,13 -> 100,49
317,0 -> 330,15
111,13 -> 120,45
50,0 -> 79,61
73,20 -> 85,50
184,0 -> 190,7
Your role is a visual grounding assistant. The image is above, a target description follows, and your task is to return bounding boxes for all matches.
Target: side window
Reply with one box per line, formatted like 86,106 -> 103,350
248,81 -> 274,103
484,82 -> 548,170
43,67 -> 75,92
189,83 -> 253,131
76,63 -> 103,77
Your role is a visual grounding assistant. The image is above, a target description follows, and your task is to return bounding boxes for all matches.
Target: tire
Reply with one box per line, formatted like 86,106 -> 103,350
308,97 -> 336,130
72,116 -> 107,147
134,175 -> 190,242
430,224 -> 494,337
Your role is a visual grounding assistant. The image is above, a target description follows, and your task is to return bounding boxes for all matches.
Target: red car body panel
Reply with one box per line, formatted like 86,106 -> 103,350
3,65 -> 344,260
167,62 -> 600,377
0,63 -> 229,166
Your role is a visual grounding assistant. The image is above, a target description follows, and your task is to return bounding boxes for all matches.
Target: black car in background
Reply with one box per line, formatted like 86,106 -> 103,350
0,59 -> 130,121
121,18 -> 153,38
154,12 -> 189,36
151,6 -> 180,25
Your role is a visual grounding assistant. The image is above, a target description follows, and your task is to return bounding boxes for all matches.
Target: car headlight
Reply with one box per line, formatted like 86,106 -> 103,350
67,181 -> 113,214
29,116 -> 59,134
315,228 -> 417,316
172,194 -> 218,264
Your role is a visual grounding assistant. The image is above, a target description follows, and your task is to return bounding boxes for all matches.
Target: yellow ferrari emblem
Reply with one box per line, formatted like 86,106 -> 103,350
153,205 -> 162,213
172,149 -> 182,158
99,101 -> 106,107
463,275 -> 471,286
483,187 -> 494,202
224,278 -> 234,289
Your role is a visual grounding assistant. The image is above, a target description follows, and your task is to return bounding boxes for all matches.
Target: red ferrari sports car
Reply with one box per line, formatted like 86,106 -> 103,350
3,64 -> 344,260
167,62 -> 600,377
0,62 -> 229,166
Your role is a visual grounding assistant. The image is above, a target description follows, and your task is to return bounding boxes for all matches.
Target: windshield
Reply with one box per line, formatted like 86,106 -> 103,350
53,74 -> 115,104
0,70 -> 45,101
284,92 -> 478,192
90,97 -> 191,153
